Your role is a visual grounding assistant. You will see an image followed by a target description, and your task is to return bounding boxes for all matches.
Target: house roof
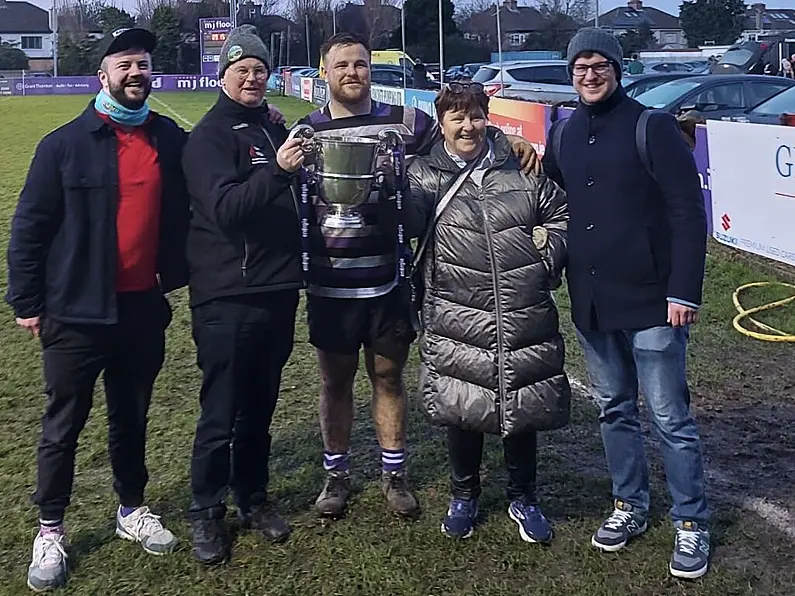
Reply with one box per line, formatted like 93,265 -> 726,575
744,7 -> 795,31
588,4 -> 680,30
0,0 -> 52,34
461,5 -> 578,35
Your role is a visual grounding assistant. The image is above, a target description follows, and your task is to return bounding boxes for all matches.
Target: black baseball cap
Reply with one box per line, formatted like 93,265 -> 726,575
97,28 -> 157,63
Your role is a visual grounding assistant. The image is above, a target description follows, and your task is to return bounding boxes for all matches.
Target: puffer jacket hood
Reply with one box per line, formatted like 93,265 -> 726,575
406,126 -> 571,436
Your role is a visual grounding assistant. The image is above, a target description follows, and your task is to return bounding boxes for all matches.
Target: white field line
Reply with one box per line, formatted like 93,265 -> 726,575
149,94 -> 195,129
570,374 -> 795,541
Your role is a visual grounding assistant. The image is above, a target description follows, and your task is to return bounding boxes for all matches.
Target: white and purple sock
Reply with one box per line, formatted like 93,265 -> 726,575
39,519 -> 64,536
323,450 -> 350,472
120,505 -> 138,518
382,448 -> 405,473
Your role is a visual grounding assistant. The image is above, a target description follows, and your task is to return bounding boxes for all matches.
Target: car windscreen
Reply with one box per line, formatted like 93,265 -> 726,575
750,87 -> 795,115
472,67 -> 499,83
635,79 -> 702,108
720,48 -> 754,67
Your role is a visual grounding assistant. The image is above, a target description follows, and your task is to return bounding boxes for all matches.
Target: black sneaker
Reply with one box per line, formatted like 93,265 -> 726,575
591,500 -> 648,552
191,518 -> 231,565
249,501 -> 291,543
315,470 -> 352,518
381,470 -> 420,518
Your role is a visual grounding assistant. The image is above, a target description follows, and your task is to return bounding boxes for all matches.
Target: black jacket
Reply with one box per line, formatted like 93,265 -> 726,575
5,102 -> 190,324
407,127 -> 571,436
182,92 -> 303,307
542,87 -> 707,332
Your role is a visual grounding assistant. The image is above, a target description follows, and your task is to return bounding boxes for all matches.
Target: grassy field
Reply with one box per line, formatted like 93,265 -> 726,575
0,91 -> 794,596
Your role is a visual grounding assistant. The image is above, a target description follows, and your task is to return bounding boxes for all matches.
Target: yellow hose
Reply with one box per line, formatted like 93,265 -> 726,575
732,282 -> 795,342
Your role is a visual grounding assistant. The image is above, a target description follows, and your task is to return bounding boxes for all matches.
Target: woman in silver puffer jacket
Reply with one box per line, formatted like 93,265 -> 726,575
405,83 -> 571,543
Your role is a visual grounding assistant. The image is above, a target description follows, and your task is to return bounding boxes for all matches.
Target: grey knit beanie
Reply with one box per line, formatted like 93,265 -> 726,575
218,25 -> 271,77
566,28 -> 624,78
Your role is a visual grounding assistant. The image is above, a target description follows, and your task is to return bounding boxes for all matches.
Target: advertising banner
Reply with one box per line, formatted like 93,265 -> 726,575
291,74 -> 301,98
371,85 -> 404,106
7,75 -> 235,95
301,77 -> 313,101
708,120 -> 795,266
487,97 -> 548,155
0,78 -> 12,96
404,88 -> 437,119
199,18 -> 233,76
693,125 -> 713,234
312,78 -> 327,105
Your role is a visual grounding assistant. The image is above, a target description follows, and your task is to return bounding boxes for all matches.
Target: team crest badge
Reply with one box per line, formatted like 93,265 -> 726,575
228,45 -> 243,62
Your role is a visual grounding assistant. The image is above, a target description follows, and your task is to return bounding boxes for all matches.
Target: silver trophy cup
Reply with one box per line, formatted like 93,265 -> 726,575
290,124 -> 404,230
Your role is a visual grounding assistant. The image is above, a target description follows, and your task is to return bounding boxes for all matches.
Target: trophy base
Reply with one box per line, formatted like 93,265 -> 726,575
321,210 -> 365,230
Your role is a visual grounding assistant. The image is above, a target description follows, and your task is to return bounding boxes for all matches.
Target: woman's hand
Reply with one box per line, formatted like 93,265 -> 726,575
506,134 -> 540,175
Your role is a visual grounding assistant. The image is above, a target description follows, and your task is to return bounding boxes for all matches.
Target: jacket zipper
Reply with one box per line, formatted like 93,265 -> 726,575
481,195 -> 506,434
241,234 -> 250,278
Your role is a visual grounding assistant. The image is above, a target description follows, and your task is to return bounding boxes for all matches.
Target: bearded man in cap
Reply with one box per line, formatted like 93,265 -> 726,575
6,27 -> 189,592
182,25 -> 306,565
542,28 -> 710,579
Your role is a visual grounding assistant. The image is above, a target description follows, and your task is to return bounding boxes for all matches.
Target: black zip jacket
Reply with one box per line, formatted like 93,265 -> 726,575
182,92 -> 303,307
5,102 -> 190,324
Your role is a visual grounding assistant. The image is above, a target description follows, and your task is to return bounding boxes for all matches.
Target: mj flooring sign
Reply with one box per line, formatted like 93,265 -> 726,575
199,18 -> 233,76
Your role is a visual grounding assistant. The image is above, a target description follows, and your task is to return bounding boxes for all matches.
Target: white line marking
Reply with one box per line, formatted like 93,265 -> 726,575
149,95 -> 195,128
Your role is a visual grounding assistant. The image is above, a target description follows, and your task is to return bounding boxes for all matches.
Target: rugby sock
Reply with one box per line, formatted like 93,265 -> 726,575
120,506 -> 138,518
382,448 -> 406,473
39,519 -> 64,535
323,450 -> 350,472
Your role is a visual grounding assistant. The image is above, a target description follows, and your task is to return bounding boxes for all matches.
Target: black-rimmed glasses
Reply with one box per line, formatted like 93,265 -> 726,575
447,81 -> 485,94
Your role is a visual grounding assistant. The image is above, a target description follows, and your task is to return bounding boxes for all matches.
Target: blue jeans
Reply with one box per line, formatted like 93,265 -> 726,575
576,325 -> 709,525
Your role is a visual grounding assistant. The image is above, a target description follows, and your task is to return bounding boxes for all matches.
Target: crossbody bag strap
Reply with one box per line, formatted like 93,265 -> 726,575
411,160 -> 478,270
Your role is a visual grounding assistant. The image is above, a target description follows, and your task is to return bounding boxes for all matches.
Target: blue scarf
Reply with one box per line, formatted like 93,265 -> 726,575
94,90 -> 150,126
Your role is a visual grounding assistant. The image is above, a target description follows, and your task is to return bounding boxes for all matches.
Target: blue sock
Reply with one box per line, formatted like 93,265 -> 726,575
323,451 -> 350,472
382,448 -> 405,473
120,506 -> 138,518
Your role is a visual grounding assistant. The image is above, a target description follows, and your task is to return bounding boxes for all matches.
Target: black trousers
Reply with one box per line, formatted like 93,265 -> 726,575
189,291 -> 298,520
448,426 -> 538,502
34,290 -> 171,521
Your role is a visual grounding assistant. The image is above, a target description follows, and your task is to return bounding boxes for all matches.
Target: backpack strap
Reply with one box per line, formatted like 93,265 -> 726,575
549,117 -> 567,168
636,109 -> 655,181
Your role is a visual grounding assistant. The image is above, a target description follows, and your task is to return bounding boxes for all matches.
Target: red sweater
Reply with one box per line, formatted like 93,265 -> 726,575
99,113 -> 162,292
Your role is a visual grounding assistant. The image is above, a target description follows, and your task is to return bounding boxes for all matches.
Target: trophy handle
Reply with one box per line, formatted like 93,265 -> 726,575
289,123 -> 315,142
289,124 -> 318,172
376,127 -> 405,180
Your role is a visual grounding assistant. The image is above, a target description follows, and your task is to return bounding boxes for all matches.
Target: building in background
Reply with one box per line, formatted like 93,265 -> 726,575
589,0 -> 686,49
0,0 -> 53,71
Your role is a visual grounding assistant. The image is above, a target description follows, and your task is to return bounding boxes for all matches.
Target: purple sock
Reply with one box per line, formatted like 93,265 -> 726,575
382,448 -> 405,473
39,519 -> 64,535
120,506 -> 138,518
323,451 -> 350,472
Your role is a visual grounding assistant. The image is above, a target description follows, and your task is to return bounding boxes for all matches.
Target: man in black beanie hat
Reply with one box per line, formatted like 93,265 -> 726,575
182,23 -> 305,565
542,27 -> 711,580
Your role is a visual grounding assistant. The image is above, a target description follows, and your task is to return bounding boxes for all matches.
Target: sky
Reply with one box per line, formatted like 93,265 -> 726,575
25,0 -> 795,20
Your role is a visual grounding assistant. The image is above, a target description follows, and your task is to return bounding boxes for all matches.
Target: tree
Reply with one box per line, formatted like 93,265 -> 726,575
537,0 -> 593,26
57,34 -> 101,75
360,0 -> 400,49
387,0 -> 457,62
679,0 -> 746,48
287,0 -> 334,65
618,21 -> 655,56
98,6 -> 135,33
0,42 -> 30,70
151,5 -> 181,72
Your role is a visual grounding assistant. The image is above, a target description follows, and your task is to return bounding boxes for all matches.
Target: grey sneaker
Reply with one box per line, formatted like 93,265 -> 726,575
27,530 -> 68,592
591,500 -> 648,552
381,470 -> 420,518
315,470 -> 352,518
670,520 -> 710,579
115,506 -> 178,555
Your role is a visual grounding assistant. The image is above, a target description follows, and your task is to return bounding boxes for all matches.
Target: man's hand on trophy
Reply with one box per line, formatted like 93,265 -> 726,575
505,134 -> 540,176
268,104 -> 286,125
276,138 -> 306,173
375,162 -> 397,198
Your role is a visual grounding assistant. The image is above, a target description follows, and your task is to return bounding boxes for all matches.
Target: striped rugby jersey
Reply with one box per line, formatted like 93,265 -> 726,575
297,101 -> 439,299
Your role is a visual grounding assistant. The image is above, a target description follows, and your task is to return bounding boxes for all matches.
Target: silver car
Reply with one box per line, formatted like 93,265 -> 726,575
472,60 -> 578,103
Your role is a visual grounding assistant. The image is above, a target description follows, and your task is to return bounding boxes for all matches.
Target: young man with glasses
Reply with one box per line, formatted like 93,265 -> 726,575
542,28 -> 711,579
297,33 -> 539,522
181,25 -> 306,565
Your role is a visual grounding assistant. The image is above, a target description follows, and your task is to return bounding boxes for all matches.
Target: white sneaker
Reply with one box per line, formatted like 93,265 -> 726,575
27,530 -> 68,592
115,506 -> 178,555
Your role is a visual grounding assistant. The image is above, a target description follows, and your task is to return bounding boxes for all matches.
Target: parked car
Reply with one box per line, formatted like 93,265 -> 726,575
634,74 -> 795,120
728,85 -> 795,125
710,40 -> 770,75
622,72 -> 696,99
472,60 -> 577,103
644,61 -> 696,74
